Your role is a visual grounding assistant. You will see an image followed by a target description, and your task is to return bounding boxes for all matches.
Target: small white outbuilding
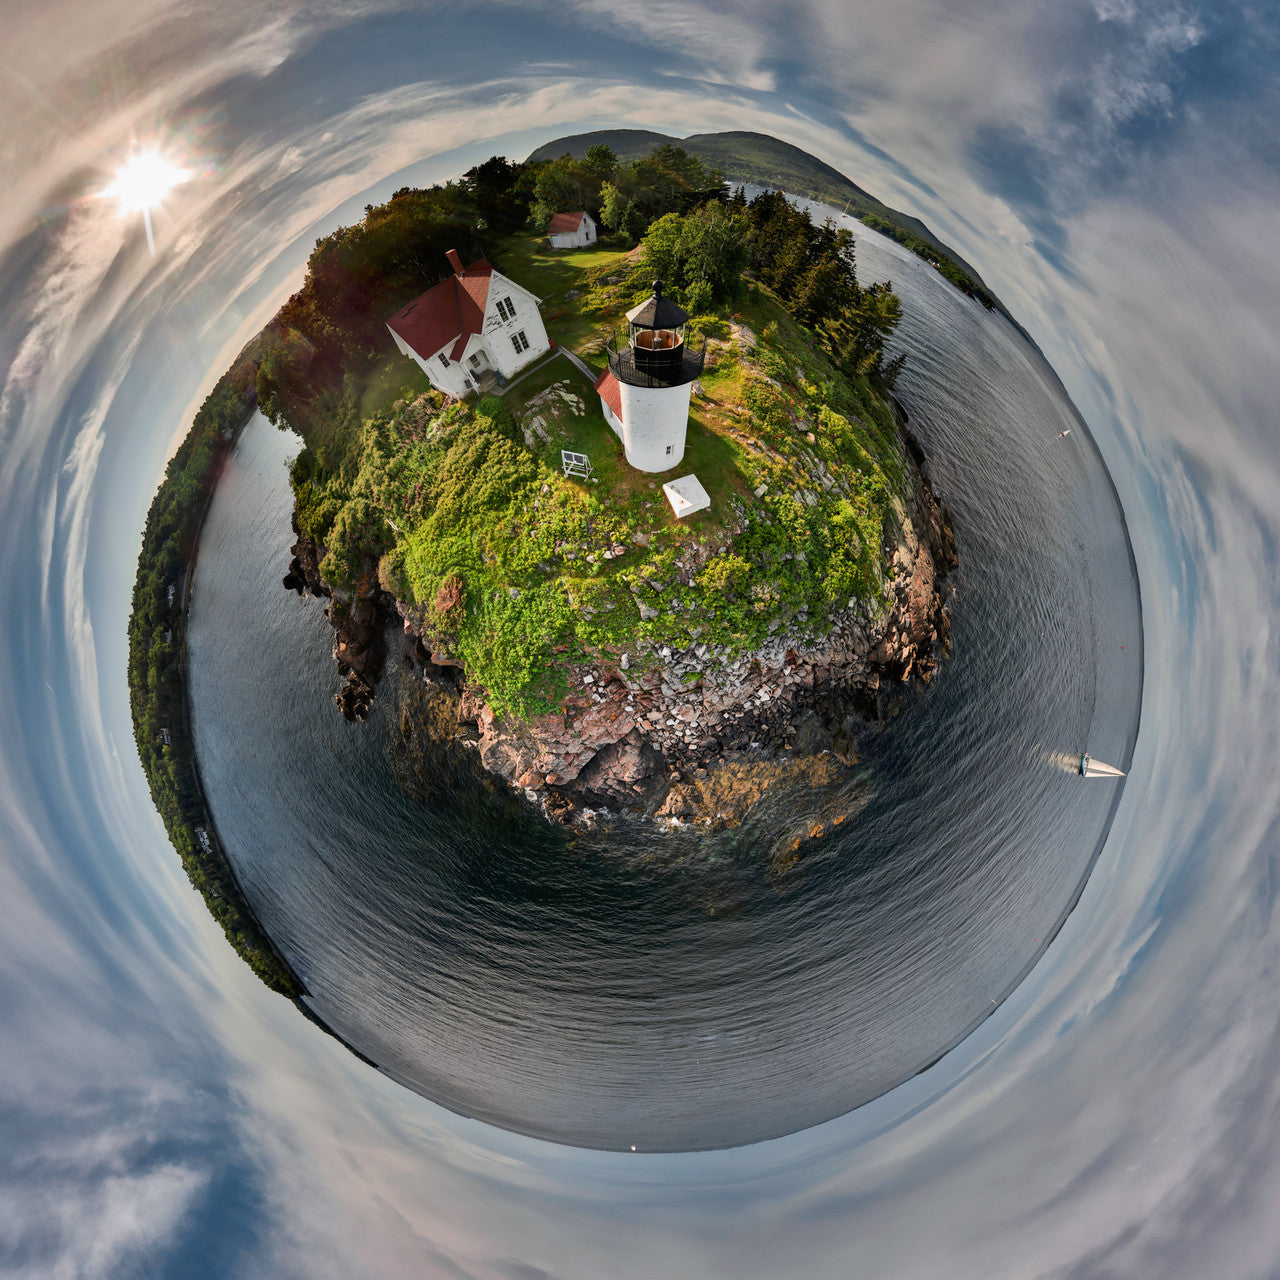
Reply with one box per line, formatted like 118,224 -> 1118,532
547,210 -> 598,249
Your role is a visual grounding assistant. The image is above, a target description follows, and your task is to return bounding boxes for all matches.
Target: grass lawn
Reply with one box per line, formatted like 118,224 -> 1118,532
501,349 -> 574,400
501,351 -> 754,546
502,355 -> 623,487
491,233 -> 636,352
679,410 -> 755,524
359,351 -> 432,421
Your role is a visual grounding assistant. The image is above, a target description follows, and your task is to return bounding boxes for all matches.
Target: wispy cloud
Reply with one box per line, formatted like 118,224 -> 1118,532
0,204 -> 128,445
4,1156 -> 208,1280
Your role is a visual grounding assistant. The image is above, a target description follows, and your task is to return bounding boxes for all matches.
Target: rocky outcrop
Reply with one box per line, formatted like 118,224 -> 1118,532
283,516 -> 388,722
287,418 -> 955,828
461,445 -> 950,824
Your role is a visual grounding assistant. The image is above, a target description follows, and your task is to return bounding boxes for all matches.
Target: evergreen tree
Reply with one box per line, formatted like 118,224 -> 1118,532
463,156 -> 531,233
581,143 -> 618,181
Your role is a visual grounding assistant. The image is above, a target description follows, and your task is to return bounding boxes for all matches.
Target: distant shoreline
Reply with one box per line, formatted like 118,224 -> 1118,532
126,360 -> 307,1000
528,127 -> 1008,317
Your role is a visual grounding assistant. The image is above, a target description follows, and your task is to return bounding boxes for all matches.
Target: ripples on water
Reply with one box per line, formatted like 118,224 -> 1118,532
187,219 -> 1141,1150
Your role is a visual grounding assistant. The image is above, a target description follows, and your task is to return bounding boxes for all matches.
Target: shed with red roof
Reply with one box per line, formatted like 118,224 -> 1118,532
547,210 -> 598,250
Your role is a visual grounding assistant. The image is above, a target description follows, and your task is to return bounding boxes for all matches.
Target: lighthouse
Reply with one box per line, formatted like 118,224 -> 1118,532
595,281 -> 706,473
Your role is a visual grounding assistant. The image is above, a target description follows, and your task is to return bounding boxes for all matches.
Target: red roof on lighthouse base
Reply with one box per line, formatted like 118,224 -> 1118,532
593,368 -> 624,423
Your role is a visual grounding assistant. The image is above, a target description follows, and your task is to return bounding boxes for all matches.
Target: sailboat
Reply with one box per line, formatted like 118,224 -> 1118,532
1079,752 -> 1126,778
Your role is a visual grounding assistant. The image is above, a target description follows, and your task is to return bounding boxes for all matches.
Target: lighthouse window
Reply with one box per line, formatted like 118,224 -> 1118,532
665,445 -> 674,455
511,330 -> 530,354
496,296 -> 516,322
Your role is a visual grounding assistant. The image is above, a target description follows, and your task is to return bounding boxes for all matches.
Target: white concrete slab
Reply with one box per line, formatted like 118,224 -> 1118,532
662,474 -> 710,519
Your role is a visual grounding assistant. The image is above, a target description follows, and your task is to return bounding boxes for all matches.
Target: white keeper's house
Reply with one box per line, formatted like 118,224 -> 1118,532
386,249 -> 549,398
547,210 -> 598,249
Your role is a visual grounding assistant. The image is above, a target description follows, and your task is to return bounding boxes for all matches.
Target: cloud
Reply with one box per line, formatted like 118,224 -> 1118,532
0,204 -> 127,442
3,1157 -> 208,1280
59,337 -> 139,701
531,0 -> 780,92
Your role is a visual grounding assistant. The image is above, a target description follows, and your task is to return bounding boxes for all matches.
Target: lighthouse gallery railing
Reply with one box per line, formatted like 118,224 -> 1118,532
605,334 -> 706,389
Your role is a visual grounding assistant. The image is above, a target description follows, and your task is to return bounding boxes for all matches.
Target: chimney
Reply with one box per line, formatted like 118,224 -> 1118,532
446,249 -> 464,276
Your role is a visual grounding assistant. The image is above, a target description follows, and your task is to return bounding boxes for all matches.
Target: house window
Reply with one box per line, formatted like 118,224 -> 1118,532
469,354 -> 483,369
438,354 -> 449,369
496,296 -> 516,322
511,330 -> 530,354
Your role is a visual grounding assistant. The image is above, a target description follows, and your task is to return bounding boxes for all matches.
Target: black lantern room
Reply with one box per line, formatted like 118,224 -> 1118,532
606,280 -> 706,389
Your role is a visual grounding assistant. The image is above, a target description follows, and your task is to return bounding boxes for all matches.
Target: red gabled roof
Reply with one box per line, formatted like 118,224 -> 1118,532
548,210 -> 588,235
594,368 -> 623,423
387,258 -> 493,362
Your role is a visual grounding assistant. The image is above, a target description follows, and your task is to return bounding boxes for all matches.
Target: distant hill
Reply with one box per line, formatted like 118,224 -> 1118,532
528,129 -> 1005,316
529,128 -> 677,160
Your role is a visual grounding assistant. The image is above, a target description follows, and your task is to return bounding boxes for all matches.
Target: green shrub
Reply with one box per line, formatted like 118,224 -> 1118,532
690,314 -> 729,340
698,552 -> 752,597
683,280 -> 714,315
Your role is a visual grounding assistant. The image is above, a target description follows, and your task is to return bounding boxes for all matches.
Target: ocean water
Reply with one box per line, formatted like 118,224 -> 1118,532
186,221 -> 1141,1151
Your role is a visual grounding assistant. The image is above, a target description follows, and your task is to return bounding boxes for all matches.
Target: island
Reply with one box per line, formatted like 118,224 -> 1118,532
127,135 -> 960,993
270,144 -> 957,827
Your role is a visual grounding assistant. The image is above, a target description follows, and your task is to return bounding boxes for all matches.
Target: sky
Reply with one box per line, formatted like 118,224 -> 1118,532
2,1 -> 1280,1276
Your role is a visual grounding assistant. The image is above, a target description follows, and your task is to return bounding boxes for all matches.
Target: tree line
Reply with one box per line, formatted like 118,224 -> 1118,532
253,144 -> 726,449
256,141 -> 904,456
639,188 -> 904,388
128,347 -> 304,998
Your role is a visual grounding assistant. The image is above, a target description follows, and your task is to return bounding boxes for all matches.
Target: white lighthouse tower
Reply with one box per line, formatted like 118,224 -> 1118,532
597,281 -> 705,473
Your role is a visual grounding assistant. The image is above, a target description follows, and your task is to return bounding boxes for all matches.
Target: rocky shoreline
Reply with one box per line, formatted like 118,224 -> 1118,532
284,412 -> 955,829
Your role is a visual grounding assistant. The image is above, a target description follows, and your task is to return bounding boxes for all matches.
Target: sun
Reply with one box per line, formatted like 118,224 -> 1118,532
105,149 -> 189,213
103,148 -> 190,252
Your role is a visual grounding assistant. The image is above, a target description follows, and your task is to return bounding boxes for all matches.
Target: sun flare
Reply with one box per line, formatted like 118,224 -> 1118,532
102,147 -> 190,254
104,149 -> 190,214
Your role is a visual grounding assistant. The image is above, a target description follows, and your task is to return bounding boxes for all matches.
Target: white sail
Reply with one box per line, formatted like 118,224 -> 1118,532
1080,753 -> 1126,778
